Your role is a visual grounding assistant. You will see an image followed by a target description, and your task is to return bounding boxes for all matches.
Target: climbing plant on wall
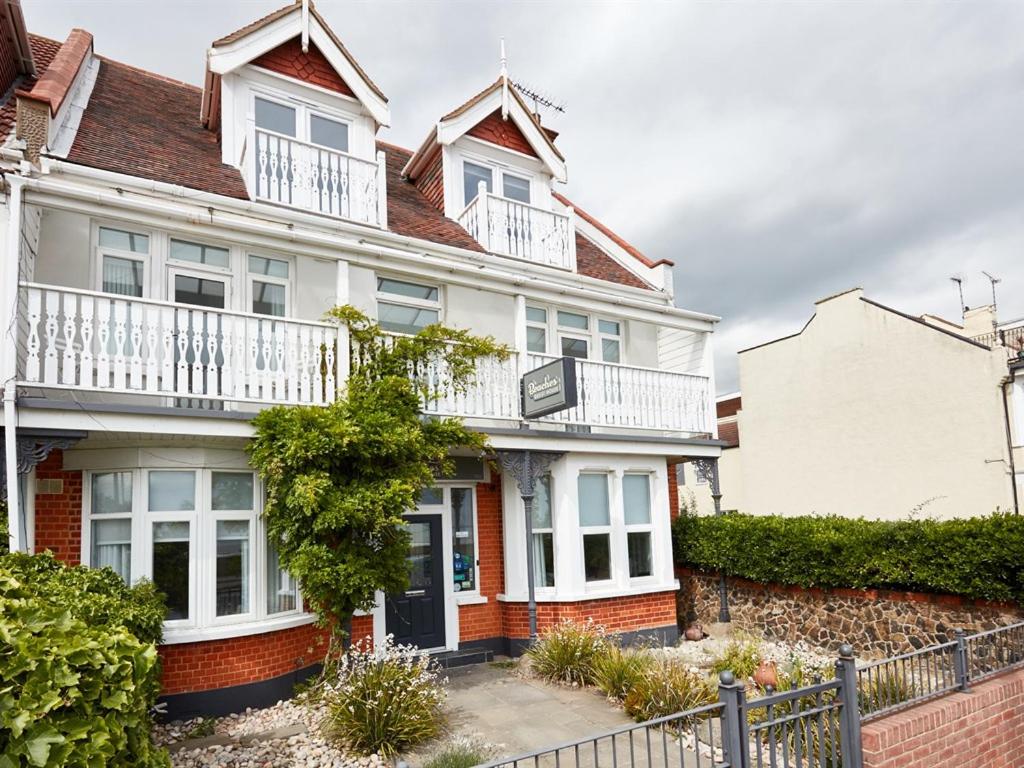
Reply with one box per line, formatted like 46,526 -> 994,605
248,305 -> 508,636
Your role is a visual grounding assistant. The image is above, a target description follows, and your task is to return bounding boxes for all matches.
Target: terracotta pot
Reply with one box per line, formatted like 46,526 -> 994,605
753,659 -> 778,689
683,624 -> 704,642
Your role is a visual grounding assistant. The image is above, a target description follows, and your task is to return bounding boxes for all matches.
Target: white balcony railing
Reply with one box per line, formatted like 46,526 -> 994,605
458,184 -> 576,270
249,123 -> 387,228
18,284 -> 341,407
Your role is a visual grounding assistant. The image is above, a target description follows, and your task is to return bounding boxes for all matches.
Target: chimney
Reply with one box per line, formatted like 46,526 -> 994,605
962,305 -> 997,339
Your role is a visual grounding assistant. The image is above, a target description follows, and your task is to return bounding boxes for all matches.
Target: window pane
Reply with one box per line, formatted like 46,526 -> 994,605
249,255 -> 289,278
526,306 -> 547,324
173,274 -> 226,309
378,302 -> 439,334
533,532 -> 554,588
557,311 -> 588,330
527,327 -> 547,353
451,488 -> 475,593
99,227 -> 148,253
578,474 -> 610,526
153,521 -> 190,620
267,541 -> 297,614
377,277 -> 439,302
253,280 -> 287,317
92,519 -> 131,582
102,256 -> 144,297
598,319 -> 620,336
255,97 -> 296,136
216,520 -> 250,616
310,114 -> 349,152
628,532 -> 652,578
169,239 -> 229,268
623,474 -> 651,525
463,162 -> 493,206
561,337 -> 589,359
211,472 -> 254,511
503,174 -> 531,203
602,339 -> 621,363
532,475 -> 552,528
148,471 -> 195,512
418,487 -> 443,505
583,533 -> 611,581
91,471 -> 133,514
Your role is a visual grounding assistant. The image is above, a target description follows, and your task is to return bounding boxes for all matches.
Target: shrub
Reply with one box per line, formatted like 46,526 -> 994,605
0,553 -> 169,768
709,634 -> 764,682
526,619 -> 610,686
422,737 -> 493,768
673,511 -> 1024,603
324,637 -> 447,757
594,645 -> 656,702
621,658 -> 716,723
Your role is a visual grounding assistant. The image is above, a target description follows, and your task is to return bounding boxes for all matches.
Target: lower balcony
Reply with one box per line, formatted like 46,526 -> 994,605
16,284 -> 712,436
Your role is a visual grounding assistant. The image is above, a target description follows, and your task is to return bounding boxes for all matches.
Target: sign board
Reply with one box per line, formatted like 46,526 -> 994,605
521,356 -> 578,419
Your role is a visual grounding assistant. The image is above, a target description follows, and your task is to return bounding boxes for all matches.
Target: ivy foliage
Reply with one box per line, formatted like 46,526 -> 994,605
249,306 -> 509,630
0,552 -> 169,767
673,511 -> 1024,603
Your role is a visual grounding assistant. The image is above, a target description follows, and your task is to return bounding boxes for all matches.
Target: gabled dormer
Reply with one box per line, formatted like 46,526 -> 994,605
403,76 -> 576,270
201,1 -> 390,227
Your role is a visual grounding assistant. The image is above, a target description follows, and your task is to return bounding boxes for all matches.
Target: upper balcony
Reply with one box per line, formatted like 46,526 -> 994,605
456,184 -> 576,271
244,120 -> 388,229
17,283 -> 712,437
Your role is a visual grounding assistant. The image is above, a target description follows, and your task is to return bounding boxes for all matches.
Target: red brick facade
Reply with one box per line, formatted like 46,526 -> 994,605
160,623 -> 329,695
458,477 -> 505,642
33,449 -> 83,565
251,37 -> 355,97
861,669 -> 1024,768
501,590 -> 678,640
467,109 -> 538,157
667,461 -> 680,521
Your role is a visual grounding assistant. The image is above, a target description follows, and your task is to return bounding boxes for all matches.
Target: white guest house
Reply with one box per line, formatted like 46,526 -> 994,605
0,0 -> 722,716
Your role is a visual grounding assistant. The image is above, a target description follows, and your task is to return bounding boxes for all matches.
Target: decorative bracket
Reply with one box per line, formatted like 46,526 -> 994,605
495,450 -> 565,498
691,457 -> 721,497
1,434 -> 83,493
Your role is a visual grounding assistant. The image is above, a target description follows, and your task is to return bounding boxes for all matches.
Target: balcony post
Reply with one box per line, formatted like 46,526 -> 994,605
565,206 -> 577,271
376,150 -> 388,229
477,181 -> 490,252
1,176 -> 24,552
245,116 -> 256,198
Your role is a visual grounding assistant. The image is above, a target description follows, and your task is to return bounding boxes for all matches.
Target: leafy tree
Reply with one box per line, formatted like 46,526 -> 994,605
248,306 -> 509,636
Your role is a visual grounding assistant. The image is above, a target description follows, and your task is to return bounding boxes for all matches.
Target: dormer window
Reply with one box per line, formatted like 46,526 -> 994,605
254,94 -> 350,154
461,159 -> 531,207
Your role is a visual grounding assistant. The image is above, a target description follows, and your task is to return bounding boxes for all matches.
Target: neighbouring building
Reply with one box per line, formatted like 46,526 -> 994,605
0,1 -> 722,715
699,288 -> 1023,520
684,393 -> 742,514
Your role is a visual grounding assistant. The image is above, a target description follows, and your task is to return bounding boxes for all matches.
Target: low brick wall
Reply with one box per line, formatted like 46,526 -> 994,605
861,669 -> 1024,768
678,569 -> 1021,657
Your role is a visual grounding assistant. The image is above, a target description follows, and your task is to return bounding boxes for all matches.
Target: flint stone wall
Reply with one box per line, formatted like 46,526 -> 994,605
677,568 -> 1022,658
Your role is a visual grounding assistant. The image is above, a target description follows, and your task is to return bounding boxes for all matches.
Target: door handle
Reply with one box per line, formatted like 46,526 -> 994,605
405,589 -> 426,597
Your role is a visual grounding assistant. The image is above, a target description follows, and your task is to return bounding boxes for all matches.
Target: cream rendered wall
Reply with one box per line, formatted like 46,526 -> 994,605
686,446 -> 744,516
445,284 -> 516,344
736,289 -> 1012,520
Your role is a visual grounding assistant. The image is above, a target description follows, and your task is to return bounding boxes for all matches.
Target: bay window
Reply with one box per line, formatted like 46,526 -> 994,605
532,475 -> 555,588
623,473 -> 653,578
578,473 -> 612,582
82,466 -> 303,637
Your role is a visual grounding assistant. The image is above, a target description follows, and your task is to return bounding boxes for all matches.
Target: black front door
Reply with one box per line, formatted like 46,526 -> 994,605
385,514 -> 446,650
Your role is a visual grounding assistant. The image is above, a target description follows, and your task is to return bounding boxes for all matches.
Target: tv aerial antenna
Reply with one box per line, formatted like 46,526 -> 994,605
949,274 -> 966,319
510,79 -> 567,118
982,270 -> 1001,320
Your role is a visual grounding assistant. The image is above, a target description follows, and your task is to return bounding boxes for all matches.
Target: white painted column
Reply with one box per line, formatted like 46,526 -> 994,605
513,294 -> 528,398
335,260 -> 350,396
2,176 -> 24,552
701,331 -> 718,438
4,381 -> 19,552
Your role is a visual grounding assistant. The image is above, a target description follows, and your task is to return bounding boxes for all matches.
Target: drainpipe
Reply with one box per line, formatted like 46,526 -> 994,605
1001,374 -> 1020,515
4,381 -> 18,552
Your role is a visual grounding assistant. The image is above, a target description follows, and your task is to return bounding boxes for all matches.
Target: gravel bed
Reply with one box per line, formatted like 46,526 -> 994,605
169,731 -> 384,768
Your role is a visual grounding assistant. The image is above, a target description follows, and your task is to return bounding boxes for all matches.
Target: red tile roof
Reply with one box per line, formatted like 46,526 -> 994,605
16,28 -> 91,116
575,231 -> 650,289
0,34 -> 61,139
554,191 -> 673,269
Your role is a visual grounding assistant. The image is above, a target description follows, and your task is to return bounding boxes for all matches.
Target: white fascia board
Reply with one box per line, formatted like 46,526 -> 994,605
17,406 -> 256,439
436,87 -> 566,182
486,431 -> 722,457
207,12 -> 390,127
569,206 -> 664,291
28,163 -> 719,331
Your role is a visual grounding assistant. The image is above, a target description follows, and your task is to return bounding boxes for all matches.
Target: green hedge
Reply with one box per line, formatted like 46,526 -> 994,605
0,553 -> 169,767
673,512 -> 1024,604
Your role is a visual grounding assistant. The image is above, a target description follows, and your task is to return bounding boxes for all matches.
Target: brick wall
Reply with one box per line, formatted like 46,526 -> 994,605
351,614 -> 373,646
502,590 -> 678,640
458,476 -> 505,642
251,37 -> 354,97
159,623 -> 329,695
33,449 -> 83,565
467,109 -> 538,158
667,461 -> 680,521
861,669 -> 1024,768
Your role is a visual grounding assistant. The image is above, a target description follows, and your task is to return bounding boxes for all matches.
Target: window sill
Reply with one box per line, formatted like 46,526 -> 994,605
497,579 -> 679,604
455,593 -> 488,606
161,612 -> 316,645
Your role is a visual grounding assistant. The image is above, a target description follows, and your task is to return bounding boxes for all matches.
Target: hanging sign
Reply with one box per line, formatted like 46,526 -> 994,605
521,356 -> 578,419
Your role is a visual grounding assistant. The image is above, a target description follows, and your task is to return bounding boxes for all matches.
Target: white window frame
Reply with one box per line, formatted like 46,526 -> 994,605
556,309 -> 591,360
166,265 -> 232,311
526,304 -> 628,364
93,224 -> 152,298
577,471 -> 614,585
531,474 -> 556,591
81,466 -> 305,641
459,149 -> 538,209
247,253 -> 293,318
525,305 -> 548,354
598,318 -> 623,364
252,88 -> 354,155
375,274 -> 443,335
446,484 -> 480,597
622,472 -> 656,582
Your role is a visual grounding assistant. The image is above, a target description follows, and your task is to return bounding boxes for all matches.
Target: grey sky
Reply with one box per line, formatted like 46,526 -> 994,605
26,1 -> 1024,392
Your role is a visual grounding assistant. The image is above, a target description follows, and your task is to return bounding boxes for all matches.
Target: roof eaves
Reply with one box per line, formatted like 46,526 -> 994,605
859,297 -> 991,350
554,191 -> 671,268
16,28 -> 92,116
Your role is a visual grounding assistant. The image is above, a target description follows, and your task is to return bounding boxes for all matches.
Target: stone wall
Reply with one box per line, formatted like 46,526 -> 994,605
677,568 -> 1022,657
